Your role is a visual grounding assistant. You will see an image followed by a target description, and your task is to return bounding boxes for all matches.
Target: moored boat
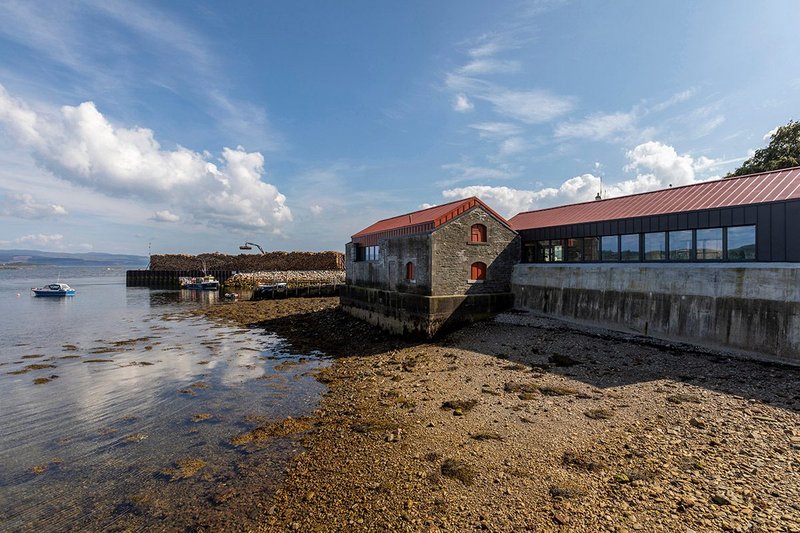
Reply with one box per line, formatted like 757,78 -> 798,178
181,275 -> 220,290
31,283 -> 76,297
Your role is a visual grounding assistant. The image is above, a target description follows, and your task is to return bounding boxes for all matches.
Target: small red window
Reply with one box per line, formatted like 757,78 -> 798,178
406,261 -> 414,280
470,224 -> 487,242
470,261 -> 486,281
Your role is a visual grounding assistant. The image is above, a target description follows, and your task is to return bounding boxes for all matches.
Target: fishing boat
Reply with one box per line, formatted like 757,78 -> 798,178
180,275 -> 220,290
31,282 -> 76,297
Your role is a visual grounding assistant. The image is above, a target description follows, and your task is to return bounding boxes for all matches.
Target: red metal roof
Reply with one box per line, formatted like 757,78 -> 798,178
352,197 -> 512,245
509,166 -> 800,230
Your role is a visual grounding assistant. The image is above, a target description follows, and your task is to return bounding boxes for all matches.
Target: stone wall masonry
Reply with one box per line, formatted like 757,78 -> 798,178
511,263 -> 800,364
340,285 -> 514,337
431,207 -> 520,296
346,235 -> 432,295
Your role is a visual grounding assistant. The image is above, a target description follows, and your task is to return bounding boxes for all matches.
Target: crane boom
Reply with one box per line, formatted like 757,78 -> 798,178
240,242 -> 266,254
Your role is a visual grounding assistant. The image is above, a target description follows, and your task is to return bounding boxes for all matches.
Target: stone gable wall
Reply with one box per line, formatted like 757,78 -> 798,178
430,207 -> 520,296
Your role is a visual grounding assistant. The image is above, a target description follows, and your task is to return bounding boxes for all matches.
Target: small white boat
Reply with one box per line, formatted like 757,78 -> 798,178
31,282 -> 76,297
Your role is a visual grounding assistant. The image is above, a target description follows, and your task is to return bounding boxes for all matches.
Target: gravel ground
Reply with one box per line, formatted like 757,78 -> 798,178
199,298 -> 800,533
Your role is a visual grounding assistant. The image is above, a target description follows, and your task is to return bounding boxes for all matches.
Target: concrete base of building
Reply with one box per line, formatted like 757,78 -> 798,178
340,285 -> 514,337
511,263 -> 800,365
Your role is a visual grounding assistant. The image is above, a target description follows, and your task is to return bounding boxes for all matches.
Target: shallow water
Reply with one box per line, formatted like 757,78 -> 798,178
0,266 -> 328,531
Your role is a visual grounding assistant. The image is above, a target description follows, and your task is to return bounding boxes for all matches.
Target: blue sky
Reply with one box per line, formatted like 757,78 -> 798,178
0,0 -> 798,255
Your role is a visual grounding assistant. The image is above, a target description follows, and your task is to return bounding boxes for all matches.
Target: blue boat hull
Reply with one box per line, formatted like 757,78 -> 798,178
32,290 -> 76,297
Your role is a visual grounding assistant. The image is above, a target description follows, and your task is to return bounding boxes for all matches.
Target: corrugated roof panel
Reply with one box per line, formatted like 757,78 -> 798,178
351,196 -> 512,242
510,166 -> 800,230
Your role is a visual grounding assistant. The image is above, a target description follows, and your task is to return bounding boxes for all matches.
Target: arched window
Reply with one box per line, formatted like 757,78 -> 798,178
470,224 -> 487,242
405,261 -> 415,281
470,261 -> 486,281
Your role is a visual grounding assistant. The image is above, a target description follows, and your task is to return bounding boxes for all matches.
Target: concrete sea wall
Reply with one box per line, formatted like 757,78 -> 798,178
511,263 -> 800,364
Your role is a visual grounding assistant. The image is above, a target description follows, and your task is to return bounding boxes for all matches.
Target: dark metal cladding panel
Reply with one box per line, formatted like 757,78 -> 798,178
668,214 -> 678,230
602,221 -> 611,235
658,215 -> 668,231
771,203 -> 786,261
625,219 -> 634,234
688,212 -> 698,228
745,206 -> 758,225
634,218 -> 642,233
757,204 -> 772,260
732,207 -> 745,226
786,201 -> 800,261
720,208 -> 732,227
699,210 -> 709,228
678,213 -> 688,230
709,210 -> 721,227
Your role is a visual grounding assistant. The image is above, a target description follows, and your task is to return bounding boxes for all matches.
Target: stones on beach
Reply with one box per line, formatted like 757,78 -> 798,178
440,458 -> 475,485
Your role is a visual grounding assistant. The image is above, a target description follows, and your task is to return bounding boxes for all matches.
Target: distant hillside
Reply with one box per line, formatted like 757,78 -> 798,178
0,249 -> 148,267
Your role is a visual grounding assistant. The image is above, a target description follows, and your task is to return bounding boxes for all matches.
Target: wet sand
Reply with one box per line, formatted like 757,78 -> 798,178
199,297 -> 800,532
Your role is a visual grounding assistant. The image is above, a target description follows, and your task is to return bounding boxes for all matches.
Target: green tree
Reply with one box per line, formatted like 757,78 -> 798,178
729,120 -> 800,177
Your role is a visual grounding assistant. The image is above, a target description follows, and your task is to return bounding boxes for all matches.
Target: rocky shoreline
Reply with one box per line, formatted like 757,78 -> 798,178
198,298 -> 800,532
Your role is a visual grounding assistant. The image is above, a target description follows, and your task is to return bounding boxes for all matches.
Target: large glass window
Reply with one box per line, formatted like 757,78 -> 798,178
584,237 -> 601,262
565,238 -> 583,262
358,245 -> 380,261
620,234 -> 640,262
533,240 -> 564,262
668,230 -> 693,261
696,228 -> 723,260
727,225 -> 756,261
601,236 -> 619,261
644,232 -> 666,261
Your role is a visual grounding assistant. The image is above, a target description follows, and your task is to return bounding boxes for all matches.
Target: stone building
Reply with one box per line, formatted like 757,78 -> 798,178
341,197 -> 520,336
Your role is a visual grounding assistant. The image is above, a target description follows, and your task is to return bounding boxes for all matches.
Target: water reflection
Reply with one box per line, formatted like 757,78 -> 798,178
0,269 -> 329,531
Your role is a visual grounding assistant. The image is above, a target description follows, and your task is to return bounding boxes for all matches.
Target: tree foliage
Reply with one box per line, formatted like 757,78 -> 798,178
729,120 -> 800,177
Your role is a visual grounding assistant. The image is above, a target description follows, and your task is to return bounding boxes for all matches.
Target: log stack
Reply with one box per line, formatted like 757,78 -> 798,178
149,251 -> 344,272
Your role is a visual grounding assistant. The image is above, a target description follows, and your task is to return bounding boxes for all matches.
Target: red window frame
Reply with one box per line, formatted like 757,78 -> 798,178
406,261 -> 414,280
470,224 -> 487,242
470,261 -> 486,280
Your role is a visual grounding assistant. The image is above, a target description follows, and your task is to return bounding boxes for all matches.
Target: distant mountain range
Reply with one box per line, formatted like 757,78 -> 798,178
0,249 -> 148,267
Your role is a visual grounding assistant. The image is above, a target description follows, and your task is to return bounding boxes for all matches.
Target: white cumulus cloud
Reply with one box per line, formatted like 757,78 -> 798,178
443,141 -> 721,217
763,126 -> 780,141
0,192 -> 67,218
0,85 -> 291,231
309,204 -> 323,216
151,210 -> 180,223
453,94 -> 474,112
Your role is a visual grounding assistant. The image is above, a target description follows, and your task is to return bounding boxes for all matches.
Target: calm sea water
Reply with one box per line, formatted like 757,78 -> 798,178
0,266 -> 328,531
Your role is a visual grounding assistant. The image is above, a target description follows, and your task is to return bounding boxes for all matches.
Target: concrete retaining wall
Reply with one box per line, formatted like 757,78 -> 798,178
511,263 -> 800,363
340,285 -> 514,337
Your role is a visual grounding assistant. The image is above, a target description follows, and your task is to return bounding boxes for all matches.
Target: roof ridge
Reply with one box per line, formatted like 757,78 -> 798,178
511,165 -> 800,218
365,197 -> 471,225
